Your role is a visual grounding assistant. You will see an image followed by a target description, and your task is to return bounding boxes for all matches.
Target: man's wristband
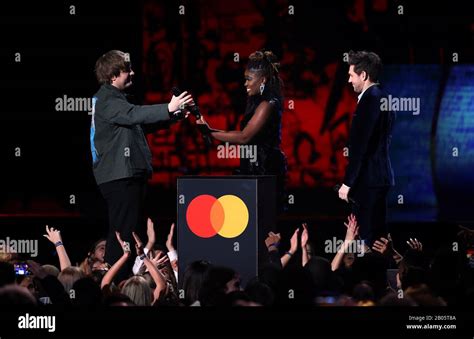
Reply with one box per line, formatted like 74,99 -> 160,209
54,241 -> 63,248
139,253 -> 147,260
285,251 -> 293,257
269,243 -> 279,249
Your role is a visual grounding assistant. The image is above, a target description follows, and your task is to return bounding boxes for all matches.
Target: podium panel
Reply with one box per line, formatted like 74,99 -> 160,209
177,176 -> 276,287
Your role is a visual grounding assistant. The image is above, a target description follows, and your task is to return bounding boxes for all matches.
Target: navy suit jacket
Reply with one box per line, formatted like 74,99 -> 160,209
343,85 -> 395,188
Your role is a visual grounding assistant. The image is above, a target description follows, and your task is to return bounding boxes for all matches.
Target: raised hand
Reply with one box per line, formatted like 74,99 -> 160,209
344,214 -> 359,241
406,238 -> 423,252
43,225 -> 71,270
372,237 -> 390,255
265,231 -> 281,251
151,251 -> 170,270
290,228 -> 300,253
372,234 -> 395,256
132,232 -> 144,256
166,223 -> 176,252
115,231 -> 131,254
146,218 -> 156,245
43,225 -> 62,244
301,223 -> 309,248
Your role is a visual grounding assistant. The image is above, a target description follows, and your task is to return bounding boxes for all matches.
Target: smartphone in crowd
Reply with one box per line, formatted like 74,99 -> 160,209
14,262 -> 31,276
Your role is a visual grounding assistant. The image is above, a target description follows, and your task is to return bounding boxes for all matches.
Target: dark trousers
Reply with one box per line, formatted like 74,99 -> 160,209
351,186 -> 389,247
99,177 -> 147,282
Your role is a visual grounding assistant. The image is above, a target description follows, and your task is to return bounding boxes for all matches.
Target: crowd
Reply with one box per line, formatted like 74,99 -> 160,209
1,216 -> 473,307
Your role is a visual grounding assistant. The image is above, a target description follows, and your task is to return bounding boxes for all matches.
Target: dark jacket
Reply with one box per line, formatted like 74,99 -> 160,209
343,84 -> 395,188
90,84 -> 170,185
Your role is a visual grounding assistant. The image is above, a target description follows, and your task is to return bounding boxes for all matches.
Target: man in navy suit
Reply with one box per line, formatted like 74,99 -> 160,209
338,51 -> 395,246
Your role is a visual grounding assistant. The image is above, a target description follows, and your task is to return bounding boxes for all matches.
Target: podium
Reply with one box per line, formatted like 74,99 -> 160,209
177,176 -> 276,286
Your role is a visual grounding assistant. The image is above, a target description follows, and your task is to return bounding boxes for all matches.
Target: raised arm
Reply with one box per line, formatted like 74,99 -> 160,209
106,92 -> 193,126
145,218 -> 156,253
166,223 -> 178,278
43,225 -> 71,271
264,231 -> 282,269
301,223 -> 310,267
101,232 -> 131,289
372,233 -> 404,264
146,252 -> 168,303
281,228 -> 299,268
331,214 -> 359,271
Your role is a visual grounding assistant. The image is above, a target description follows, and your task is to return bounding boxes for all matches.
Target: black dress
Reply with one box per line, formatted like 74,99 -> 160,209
236,92 -> 288,212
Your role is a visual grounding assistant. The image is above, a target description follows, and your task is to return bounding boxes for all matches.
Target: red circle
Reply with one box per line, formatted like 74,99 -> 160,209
186,195 -> 219,238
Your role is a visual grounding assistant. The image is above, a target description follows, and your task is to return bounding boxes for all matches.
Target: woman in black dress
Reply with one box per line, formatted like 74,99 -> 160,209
197,50 -> 287,211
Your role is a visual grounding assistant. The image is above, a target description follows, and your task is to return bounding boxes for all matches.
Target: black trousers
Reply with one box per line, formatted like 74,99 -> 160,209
351,186 -> 390,247
99,177 -> 147,282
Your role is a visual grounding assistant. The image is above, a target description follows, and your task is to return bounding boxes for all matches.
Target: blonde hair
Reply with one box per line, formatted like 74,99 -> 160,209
58,266 -> 84,293
121,276 -> 152,306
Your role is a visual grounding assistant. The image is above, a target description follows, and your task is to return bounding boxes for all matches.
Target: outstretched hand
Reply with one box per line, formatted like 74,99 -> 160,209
406,238 -> 423,252
151,251 -> 170,270
372,234 -> 395,256
344,214 -> 359,241
168,91 -> 194,113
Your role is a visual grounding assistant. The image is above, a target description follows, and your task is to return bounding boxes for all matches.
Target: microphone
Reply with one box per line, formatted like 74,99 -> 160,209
172,87 -> 211,147
172,87 -> 201,119
334,184 -> 358,206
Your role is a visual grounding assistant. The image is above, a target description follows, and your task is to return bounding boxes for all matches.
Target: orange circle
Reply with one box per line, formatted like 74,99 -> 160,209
186,194 -> 249,238
210,200 -> 225,233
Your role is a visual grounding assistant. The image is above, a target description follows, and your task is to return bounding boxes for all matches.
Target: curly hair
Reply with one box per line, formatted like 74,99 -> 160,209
246,50 -> 283,98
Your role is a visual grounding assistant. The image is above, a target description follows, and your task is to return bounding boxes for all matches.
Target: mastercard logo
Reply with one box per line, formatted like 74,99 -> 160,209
186,194 -> 249,238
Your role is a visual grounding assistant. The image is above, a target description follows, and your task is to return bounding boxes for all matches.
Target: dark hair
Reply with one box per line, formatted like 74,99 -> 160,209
0,262 -> 15,288
182,260 -> 212,306
244,279 -> 275,306
246,50 -> 283,98
199,266 -> 237,306
348,50 -> 382,82
72,277 -> 102,306
103,292 -> 135,306
88,238 -> 106,256
95,50 -> 131,85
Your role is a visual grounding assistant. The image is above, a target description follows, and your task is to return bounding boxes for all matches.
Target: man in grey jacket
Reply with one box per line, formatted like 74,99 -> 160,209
90,50 -> 193,280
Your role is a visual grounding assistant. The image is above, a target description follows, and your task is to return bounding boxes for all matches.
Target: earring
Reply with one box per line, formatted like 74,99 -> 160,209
259,83 -> 265,95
